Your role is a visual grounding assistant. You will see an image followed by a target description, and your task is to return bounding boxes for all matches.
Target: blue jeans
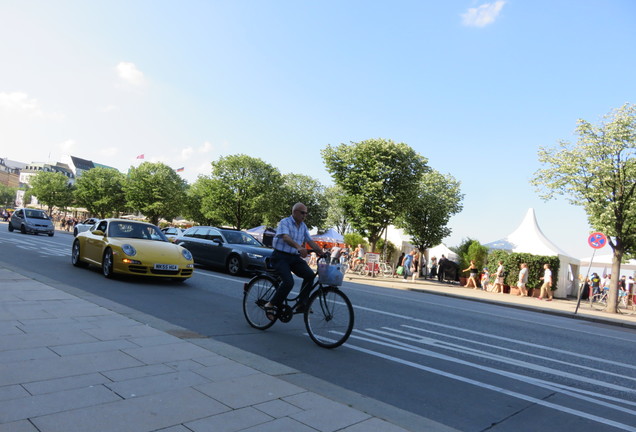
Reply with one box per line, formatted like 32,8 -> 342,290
270,250 -> 315,306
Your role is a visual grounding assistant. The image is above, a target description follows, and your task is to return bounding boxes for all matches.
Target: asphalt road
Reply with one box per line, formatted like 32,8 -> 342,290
1,224 -> 635,432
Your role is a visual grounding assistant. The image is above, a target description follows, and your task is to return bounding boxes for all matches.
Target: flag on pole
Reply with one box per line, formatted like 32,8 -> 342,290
136,154 -> 145,159
176,167 -> 185,172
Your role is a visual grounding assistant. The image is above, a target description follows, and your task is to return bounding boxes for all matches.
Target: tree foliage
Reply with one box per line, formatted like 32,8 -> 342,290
278,173 -> 327,230
322,138 -> 428,249
124,162 -> 187,226
28,171 -> 74,213
74,167 -> 126,218
195,154 -> 283,230
0,184 -> 16,207
323,185 -> 350,235
531,103 -> 636,312
397,169 -> 463,250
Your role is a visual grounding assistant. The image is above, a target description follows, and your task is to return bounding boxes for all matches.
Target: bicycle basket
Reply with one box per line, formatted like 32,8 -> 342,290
318,262 -> 344,286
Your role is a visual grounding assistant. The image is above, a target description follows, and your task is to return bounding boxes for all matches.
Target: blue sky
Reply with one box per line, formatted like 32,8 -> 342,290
1,1 -> 635,259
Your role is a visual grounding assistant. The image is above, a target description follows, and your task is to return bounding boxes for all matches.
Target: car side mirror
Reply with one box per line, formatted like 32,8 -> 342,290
212,238 -> 223,245
92,230 -> 105,236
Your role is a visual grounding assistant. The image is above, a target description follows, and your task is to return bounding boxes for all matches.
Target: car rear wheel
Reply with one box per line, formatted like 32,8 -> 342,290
226,255 -> 242,276
102,249 -> 115,278
8,224 -> 13,232
73,228 -> 78,236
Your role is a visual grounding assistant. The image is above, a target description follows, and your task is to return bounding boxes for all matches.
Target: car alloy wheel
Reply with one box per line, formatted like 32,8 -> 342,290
102,249 -> 114,278
226,255 -> 242,276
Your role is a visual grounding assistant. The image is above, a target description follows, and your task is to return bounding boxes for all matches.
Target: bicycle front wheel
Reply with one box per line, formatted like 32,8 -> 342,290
618,297 -> 636,316
243,276 -> 277,330
590,293 -> 607,311
305,287 -> 354,349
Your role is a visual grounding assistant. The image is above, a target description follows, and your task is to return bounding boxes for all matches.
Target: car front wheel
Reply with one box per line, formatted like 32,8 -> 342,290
20,225 -> 27,234
102,249 -> 115,278
8,223 -> 13,232
226,255 -> 242,276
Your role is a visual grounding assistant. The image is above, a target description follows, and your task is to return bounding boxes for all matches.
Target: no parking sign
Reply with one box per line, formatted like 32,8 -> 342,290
588,232 -> 607,249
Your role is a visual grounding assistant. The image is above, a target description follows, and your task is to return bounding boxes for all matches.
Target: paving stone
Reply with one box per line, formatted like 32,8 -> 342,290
254,399 -> 304,418
0,330 -> 99,351
31,387 -> 230,432
106,370 -> 210,399
0,384 -> 29,402
84,324 -> 168,341
285,392 -> 370,432
0,350 -> 142,386
156,426 -> 192,432
0,385 -> 120,423
23,373 -> 111,395
0,347 -> 58,364
123,341 -> 214,364
196,373 -> 305,409
239,416 -> 318,432
48,339 -> 138,356
339,417 -> 412,432
0,420 -> 39,432
101,364 -> 174,382
185,406 -> 272,432
193,360 -> 259,381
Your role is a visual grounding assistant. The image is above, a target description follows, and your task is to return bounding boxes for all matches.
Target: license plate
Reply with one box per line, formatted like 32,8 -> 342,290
154,264 -> 178,270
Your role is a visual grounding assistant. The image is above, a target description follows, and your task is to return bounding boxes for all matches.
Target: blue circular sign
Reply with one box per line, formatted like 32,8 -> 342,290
588,232 -> 607,249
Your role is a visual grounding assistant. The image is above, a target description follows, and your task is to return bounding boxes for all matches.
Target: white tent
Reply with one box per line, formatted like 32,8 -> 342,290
426,244 -> 459,263
579,254 -> 636,271
485,208 -> 580,298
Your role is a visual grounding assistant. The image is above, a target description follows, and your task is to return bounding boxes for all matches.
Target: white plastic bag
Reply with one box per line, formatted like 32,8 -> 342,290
318,262 -> 344,286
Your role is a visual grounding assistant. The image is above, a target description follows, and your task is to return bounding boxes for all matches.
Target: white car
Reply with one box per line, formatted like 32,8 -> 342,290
73,218 -> 99,236
161,227 -> 185,242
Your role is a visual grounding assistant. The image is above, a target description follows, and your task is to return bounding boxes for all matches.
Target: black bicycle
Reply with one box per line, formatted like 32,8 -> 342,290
242,262 -> 354,348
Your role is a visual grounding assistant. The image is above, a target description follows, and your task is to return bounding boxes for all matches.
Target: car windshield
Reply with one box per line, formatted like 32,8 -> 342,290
25,210 -> 49,220
108,221 -> 168,241
221,230 -> 263,246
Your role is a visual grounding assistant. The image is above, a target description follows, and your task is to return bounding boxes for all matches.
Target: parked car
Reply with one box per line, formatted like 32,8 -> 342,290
73,217 -> 100,236
8,208 -> 55,236
176,226 -> 273,275
161,226 -> 185,243
71,219 -> 194,281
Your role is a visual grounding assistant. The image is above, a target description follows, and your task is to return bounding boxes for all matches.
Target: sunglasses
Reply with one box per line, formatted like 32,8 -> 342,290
295,210 -> 308,215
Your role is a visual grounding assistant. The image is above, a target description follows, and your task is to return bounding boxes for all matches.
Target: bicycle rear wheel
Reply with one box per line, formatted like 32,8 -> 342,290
618,297 -> 636,315
305,287 -> 354,348
590,293 -> 607,311
243,276 -> 277,330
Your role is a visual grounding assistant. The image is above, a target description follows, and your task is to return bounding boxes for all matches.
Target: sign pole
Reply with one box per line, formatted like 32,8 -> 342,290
575,232 -> 607,315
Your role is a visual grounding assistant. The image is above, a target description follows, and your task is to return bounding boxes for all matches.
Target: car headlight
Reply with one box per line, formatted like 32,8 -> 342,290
181,249 -> 193,261
122,244 -> 137,256
246,253 -> 264,259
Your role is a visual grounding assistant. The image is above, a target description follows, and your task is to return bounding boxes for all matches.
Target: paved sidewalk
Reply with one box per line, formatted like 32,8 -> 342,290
0,267 -> 456,432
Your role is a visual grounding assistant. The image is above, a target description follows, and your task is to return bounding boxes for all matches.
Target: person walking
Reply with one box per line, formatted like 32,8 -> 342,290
538,263 -> 553,301
402,250 -> 414,281
517,263 -> 529,297
411,249 -> 420,282
481,268 -> 490,291
462,260 -> 479,289
491,261 -> 505,294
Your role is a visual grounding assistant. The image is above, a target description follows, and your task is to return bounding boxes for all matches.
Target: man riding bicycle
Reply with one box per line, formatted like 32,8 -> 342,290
264,202 -> 324,320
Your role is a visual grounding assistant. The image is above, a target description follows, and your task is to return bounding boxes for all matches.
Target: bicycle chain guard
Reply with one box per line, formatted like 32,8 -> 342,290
278,304 -> 293,323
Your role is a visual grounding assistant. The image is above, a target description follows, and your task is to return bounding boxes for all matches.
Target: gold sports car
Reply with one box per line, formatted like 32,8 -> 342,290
71,219 -> 194,282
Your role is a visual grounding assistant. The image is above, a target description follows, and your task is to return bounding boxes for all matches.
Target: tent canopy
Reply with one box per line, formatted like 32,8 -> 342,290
426,244 -> 459,262
311,228 -> 344,244
578,254 -> 636,271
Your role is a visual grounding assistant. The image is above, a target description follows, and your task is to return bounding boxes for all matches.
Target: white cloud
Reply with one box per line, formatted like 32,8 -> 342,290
0,91 -> 64,119
199,141 -> 213,153
102,104 -> 119,112
116,62 -> 145,85
59,139 -> 76,154
462,1 -> 506,27
180,146 -> 194,160
98,147 -> 119,157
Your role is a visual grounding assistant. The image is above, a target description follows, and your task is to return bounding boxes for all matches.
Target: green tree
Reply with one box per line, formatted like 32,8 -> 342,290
181,180 -> 223,226
454,238 -> 488,276
196,154 -> 283,230
0,184 -> 16,207
124,162 -> 187,226
322,138 -> 428,250
28,171 -> 74,213
74,167 -> 127,218
324,185 -> 351,235
397,169 -> 463,251
344,232 -> 366,250
278,173 -> 327,230
531,103 -> 636,313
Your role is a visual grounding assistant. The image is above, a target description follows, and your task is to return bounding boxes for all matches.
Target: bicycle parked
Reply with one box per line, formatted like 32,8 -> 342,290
243,259 -> 355,348
590,288 -> 635,315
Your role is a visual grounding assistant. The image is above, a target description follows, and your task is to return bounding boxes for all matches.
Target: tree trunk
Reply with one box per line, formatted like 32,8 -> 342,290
607,248 -> 624,314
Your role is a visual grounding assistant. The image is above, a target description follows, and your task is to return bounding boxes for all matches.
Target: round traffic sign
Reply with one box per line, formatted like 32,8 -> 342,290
588,232 -> 607,249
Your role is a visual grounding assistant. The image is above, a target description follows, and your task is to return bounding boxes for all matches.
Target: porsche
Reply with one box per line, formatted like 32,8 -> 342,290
71,219 -> 194,281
